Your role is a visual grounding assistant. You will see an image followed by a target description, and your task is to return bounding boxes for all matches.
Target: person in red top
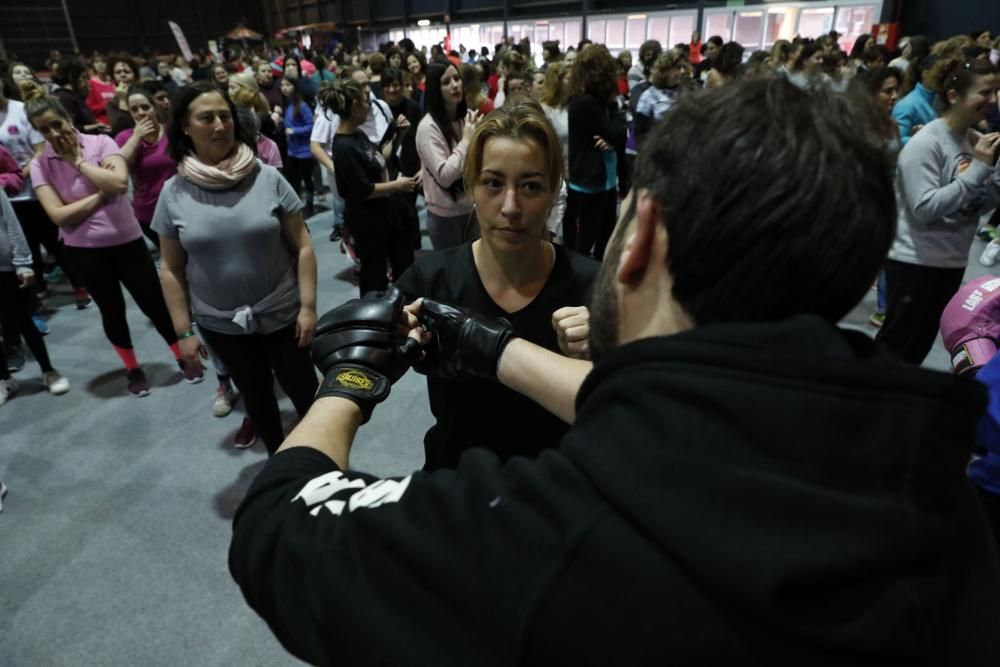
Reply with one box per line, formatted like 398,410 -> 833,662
690,31 -> 703,65
86,55 -> 115,126
462,64 -> 494,115
617,52 -> 632,97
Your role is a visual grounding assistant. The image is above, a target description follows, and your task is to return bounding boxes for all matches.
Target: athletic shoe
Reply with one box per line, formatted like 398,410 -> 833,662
5,345 -> 26,373
177,359 -> 204,384
44,265 -> 64,283
978,226 -> 998,242
0,479 -> 7,513
234,417 -> 256,449
74,288 -> 92,309
869,311 -> 885,328
126,368 -> 150,397
981,239 -> 1000,267
43,370 -> 71,395
0,377 -> 18,406
32,315 -> 49,335
329,226 -> 342,242
212,384 -> 235,417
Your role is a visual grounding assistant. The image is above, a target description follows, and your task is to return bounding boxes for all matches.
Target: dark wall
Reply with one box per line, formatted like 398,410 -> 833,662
896,0 -> 1000,43
1,0 -> 266,70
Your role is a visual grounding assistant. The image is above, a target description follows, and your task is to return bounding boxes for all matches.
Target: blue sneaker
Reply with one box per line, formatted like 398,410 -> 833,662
32,315 -> 49,336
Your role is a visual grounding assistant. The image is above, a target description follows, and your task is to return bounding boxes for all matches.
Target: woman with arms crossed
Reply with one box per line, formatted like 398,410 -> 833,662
27,95 -> 191,396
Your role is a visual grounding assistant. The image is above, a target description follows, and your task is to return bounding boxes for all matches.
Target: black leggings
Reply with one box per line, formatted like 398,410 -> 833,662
347,212 -> 415,297
138,220 -> 160,249
565,188 -> 617,260
200,323 -> 318,455
0,271 -> 53,372
12,199 -> 82,291
62,237 -> 177,349
284,156 -> 316,201
875,259 -> 966,365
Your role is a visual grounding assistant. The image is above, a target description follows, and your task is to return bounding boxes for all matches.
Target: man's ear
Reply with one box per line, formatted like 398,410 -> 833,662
617,192 -> 661,287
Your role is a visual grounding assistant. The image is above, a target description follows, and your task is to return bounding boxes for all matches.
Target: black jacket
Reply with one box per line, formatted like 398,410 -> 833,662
567,93 -> 626,191
230,316 -> 1000,666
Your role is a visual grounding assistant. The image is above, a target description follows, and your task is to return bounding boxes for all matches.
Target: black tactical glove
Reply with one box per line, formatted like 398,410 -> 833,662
416,299 -> 515,382
312,287 -> 419,422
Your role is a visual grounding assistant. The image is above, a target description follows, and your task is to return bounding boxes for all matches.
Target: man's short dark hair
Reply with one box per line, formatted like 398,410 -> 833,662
630,78 -> 895,325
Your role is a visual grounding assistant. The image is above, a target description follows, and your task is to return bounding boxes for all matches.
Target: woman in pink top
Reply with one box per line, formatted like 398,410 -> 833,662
115,86 -> 176,248
27,95 -> 201,397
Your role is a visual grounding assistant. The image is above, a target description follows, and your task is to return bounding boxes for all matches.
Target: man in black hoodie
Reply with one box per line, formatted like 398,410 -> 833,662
229,79 -> 1000,665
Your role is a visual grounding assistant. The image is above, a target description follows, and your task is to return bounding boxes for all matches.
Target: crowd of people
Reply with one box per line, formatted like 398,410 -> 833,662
2,22 -> 1000,662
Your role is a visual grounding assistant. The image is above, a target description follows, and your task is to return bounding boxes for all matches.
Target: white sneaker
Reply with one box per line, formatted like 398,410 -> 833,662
0,378 -> 17,406
0,479 -> 7,512
981,239 -> 1000,267
212,384 -> 235,418
43,370 -> 71,395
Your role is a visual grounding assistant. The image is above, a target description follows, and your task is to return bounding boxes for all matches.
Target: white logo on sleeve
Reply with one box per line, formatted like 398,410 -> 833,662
292,471 -> 412,517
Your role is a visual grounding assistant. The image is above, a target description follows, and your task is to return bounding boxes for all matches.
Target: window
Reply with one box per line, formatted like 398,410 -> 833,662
647,17 -> 670,44
704,13 -> 733,42
588,19 -> 606,44
835,5 -> 878,53
733,12 -> 764,50
669,15 -> 695,48
565,20 -> 581,49
797,7 -> 835,39
764,9 -> 791,48
626,17 -> 646,49
606,19 -> 626,49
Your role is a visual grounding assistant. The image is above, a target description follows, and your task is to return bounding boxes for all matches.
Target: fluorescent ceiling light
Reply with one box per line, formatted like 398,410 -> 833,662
417,19 -> 431,27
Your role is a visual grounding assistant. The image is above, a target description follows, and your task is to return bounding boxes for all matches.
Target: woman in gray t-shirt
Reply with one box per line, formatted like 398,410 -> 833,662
154,83 -> 319,456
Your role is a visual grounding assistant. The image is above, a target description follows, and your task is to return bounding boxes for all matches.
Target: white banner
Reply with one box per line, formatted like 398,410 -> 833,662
168,21 -> 194,62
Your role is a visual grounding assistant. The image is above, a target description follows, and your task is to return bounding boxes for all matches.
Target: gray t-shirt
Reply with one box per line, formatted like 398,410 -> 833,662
152,163 -> 305,335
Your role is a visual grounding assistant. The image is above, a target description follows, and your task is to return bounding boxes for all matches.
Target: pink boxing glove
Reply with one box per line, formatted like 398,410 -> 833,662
940,275 -> 1000,375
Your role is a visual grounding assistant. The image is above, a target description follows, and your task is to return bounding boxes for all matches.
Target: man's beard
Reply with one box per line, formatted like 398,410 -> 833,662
588,226 -> 627,365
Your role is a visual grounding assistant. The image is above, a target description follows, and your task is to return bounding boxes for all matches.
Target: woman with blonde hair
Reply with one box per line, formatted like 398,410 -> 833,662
770,40 -> 792,72
395,102 -> 598,470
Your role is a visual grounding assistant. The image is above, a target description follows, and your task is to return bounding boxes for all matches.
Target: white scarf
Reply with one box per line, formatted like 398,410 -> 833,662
177,143 -> 258,190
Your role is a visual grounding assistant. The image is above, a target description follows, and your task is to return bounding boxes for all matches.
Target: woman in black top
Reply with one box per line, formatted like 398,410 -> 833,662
324,80 -> 420,297
565,45 -> 626,260
395,102 -> 598,471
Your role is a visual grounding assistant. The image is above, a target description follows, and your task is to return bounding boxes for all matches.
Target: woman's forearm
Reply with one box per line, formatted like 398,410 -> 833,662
160,266 -> 193,333
78,160 -> 128,195
46,192 -> 104,227
367,181 -> 400,199
296,245 -> 318,312
117,133 -> 142,165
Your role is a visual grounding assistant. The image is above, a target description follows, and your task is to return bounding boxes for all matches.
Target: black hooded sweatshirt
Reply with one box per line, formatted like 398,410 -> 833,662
229,315 -> 1000,666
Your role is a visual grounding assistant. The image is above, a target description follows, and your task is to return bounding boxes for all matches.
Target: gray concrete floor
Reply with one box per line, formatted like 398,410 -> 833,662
0,198 -> 992,664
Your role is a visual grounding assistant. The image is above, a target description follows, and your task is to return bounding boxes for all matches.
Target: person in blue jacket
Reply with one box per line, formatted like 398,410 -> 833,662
891,54 -> 939,145
281,77 -> 316,215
